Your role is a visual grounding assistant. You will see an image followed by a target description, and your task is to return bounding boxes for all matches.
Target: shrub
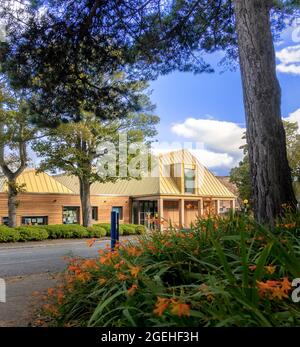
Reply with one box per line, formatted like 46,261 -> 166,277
44,225 -> 88,239
135,224 -> 146,235
96,223 -> 145,236
87,226 -> 107,238
15,226 -> 49,241
43,213 -> 300,327
0,226 -> 20,242
96,223 -> 111,233
119,224 -> 136,235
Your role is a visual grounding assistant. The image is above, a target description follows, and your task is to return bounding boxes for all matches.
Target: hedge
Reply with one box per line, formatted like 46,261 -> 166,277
0,223 -> 146,243
43,224 -> 89,239
0,226 -> 20,242
15,226 -> 49,241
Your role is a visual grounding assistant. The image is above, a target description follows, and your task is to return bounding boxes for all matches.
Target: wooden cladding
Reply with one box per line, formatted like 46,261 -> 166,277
0,193 -> 130,226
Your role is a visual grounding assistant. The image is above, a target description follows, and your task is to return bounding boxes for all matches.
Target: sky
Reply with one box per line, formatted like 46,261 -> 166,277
150,22 -> 300,176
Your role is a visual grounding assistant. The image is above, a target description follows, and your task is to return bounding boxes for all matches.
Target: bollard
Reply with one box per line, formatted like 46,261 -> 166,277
110,211 -> 119,251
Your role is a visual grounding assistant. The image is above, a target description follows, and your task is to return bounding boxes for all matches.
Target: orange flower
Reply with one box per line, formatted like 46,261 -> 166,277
265,265 -> 276,274
56,290 -> 65,304
127,246 -> 143,257
256,278 -> 292,300
76,272 -> 91,283
170,299 -> 190,317
100,256 -> 107,264
43,304 -> 59,316
98,278 -> 107,285
249,265 -> 257,271
47,288 -> 55,296
270,287 -> 289,300
130,266 -> 141,278
127,284 -> 138,296
117,273 -> 128,281
281,277 -> 292,293
81,259 -> 98,270
153,297 -> 170,316
87,238 -> 96,247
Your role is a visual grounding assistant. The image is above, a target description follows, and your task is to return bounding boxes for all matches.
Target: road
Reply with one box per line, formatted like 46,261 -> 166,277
0,238 -> 110,277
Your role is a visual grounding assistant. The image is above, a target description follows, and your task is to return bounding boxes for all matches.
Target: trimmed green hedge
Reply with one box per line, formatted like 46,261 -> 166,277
0,226 -> 20,242
15,226 -> 49,241
44,224 -> 89,239
0,223 -> 146,243
87,225 -> 107,238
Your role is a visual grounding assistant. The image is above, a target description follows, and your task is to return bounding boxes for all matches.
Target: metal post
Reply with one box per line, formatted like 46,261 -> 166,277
111,211 -> 119,251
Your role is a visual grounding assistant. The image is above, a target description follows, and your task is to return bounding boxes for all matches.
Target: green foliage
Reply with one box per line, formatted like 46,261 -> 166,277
0,223 -> 144,242
43,213 -> 300,327
43,225 -> 89,239
15,226 -> 49,241
87,226 -> 107,238
0,225 -> 20,242
134,224 -> 146,235
119,224 -> 136,235
96,224 -> 111,233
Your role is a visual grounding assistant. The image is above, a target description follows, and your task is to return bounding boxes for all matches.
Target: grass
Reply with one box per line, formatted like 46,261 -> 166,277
41,211 -> 300,327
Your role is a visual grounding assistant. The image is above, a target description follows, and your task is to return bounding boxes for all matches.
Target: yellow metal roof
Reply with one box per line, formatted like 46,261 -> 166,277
54,150 -> 236,198
0,169 -> 74,194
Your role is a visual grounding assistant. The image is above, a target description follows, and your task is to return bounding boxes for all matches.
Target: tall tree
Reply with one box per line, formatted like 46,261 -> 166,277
1,0 -> 299,223
33,87 -> 158,227
232,0 -> 297,224
0,84 -> 34,227
230,121 -> 300,204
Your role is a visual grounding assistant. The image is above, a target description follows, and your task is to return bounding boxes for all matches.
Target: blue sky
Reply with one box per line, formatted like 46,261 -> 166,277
150,23 -> 300,176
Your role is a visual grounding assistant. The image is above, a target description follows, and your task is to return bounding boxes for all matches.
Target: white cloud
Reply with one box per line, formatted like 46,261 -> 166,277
190,149 -> 236,169
165,117 -> 246,171
284,108 -> 300,133
171,118 -> 245,155
276,44 -> 300,75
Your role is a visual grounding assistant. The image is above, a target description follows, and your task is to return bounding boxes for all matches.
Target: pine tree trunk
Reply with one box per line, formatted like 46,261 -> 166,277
8,180 -> 18,228
80,177 -> 92,227
233,0 -> 297,225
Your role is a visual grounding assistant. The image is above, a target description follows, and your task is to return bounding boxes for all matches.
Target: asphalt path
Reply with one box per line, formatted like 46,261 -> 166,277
0,238 -> 112,278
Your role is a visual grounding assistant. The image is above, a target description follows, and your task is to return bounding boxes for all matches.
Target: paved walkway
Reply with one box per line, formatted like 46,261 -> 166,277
0,273 -> 59,327
0,237 -> 133,327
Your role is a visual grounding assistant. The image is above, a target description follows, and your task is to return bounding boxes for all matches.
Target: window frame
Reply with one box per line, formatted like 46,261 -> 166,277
112,206 -> 123,220
184,168 -> 196,194
21,216 -> 48,225
62,206 -> 80,224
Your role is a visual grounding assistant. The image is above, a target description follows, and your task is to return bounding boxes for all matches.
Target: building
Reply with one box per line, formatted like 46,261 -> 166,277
216,176 -> 242,211
0,150 -> 236,228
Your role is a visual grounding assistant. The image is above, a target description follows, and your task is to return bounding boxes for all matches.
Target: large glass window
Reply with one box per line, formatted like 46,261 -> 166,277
22,216 -> 48,225
112,206 -> 123,220
184,168 -> 196,194
63,207 -> 80,224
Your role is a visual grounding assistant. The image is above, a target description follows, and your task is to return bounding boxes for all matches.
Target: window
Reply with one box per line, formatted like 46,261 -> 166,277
2,217 -> 9,226
63,207 -> 80,224
22,216 -> 48,225
112,206 -> 123,220
219,200 -> 232,214
184,168 -> 195,194
92,207 -> 98,221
